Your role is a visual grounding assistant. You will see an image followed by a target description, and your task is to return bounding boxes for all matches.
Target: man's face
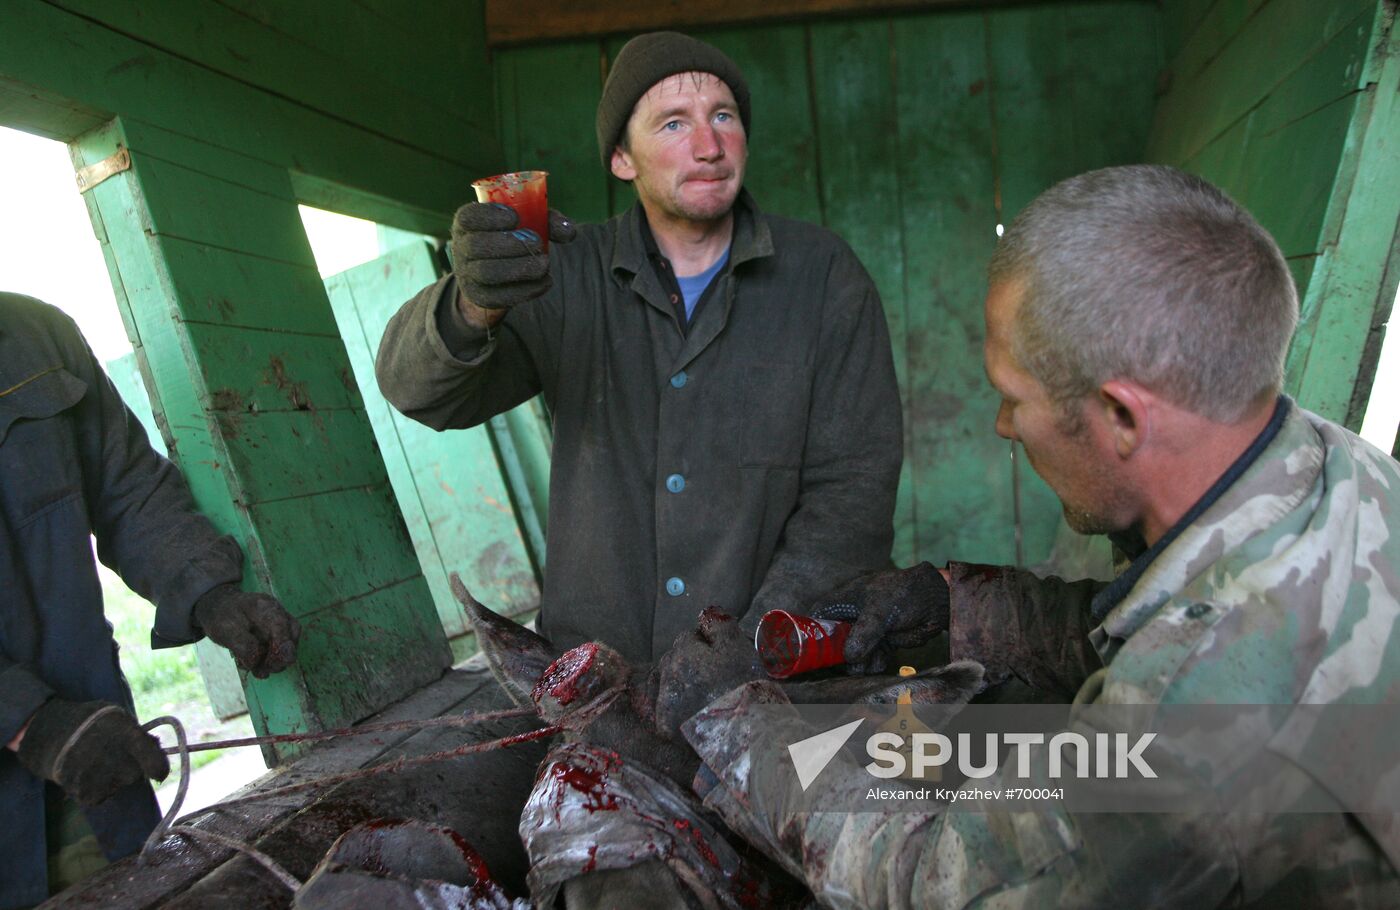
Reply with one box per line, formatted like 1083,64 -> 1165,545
610,72 -> 747,227
983,280 -> 1134,535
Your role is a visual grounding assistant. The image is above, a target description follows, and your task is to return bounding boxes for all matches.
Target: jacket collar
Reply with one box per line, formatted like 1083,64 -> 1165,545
1093,397 -> 1320,649
610,188 -> 774,282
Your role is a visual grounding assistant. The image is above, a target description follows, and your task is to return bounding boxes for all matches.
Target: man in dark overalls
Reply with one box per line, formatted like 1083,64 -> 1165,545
1,292 -> 301,908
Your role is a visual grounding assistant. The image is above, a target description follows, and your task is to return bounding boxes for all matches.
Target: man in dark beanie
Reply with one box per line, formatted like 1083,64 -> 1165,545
377,31 -> 901,666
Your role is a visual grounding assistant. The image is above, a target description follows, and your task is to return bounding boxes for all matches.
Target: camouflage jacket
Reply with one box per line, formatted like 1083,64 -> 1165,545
686,401 -> 1400,908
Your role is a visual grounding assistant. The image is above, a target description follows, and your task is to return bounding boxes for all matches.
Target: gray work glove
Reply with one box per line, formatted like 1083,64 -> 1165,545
17,699 -> 169,807
450,202 -> 577,309
194,583 -> 301,679
810,562 -> 950,675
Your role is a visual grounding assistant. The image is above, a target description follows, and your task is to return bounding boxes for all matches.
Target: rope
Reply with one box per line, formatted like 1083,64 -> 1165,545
160,705 -> 536,755
140,715 -> 302,891
137,705 -> 556,893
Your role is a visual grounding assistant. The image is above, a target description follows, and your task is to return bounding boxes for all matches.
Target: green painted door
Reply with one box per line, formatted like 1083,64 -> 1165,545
324,242 -> 543,644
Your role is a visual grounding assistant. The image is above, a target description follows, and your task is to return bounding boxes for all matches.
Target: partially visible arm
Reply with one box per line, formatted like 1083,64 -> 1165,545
946,563 -> 1107,699
62,324 -> 243,647
375,275 -> 550,431
747,247 -> 902,622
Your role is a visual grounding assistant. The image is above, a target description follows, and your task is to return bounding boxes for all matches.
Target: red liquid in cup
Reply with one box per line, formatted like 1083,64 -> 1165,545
473,170 -> 549,251
755,610 -> 852,679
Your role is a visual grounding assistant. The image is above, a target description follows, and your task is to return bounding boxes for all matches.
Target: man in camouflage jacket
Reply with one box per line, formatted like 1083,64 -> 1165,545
680,165 -> 1400,907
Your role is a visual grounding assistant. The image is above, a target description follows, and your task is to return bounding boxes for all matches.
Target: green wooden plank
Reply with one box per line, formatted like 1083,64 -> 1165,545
1178,3 -> 1372,245
1062,2 -> 1164,171
703,23 -> 823,224
186,323 -> 363,414
0,74 -> 107,140
493,41 -> 610,225
326,244 -> 543,638
987,4 -> 1078,223
217,408 -> 386,505
1171,0 -> 1270,85
1159,0 -> 1224,63
1292,3 -> 1400,425
210,0 -> 495,131
156,236 -> 337,335
294,577 -> 452,729
499,397 -> 552,532
1233,94 -> 1361,259
1146,0 -> 1373,166
248,483 -> 426,614
128,155 -> 318,267
323,267 -> 463,636
1287,256 -> 1318,305
1,2 -> 489,213
45,0 -> 491,160
808,17 -> 915,565
893,10 -> 1005,566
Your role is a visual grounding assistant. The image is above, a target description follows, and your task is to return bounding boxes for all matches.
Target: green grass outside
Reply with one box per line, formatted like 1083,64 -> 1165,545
99,561 -> 250,772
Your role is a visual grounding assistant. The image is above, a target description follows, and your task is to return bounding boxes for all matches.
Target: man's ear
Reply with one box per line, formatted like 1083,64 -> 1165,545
610,145 -> 636,182
1097,380 -> 1151,459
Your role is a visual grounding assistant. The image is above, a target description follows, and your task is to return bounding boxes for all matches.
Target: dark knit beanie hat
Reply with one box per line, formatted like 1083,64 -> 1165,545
596,31 -> 751,169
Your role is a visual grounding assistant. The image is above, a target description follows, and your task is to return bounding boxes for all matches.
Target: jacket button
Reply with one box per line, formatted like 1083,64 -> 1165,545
670,371 -> 688,389
666,577 -> 685,596
666,474 -> 685,493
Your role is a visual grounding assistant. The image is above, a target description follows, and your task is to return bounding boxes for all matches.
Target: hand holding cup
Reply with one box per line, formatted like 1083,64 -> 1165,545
452,171 -> 576,323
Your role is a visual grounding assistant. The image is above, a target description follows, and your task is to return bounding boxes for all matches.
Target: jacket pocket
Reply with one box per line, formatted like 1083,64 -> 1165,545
739,362 -> 810,469
0,366 -> 88,525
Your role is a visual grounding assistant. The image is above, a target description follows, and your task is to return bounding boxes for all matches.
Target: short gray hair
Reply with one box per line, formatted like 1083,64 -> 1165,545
988,165 -> 1298,423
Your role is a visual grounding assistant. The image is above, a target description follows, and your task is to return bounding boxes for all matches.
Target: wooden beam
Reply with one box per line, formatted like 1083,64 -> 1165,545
485,0 -> 1030,47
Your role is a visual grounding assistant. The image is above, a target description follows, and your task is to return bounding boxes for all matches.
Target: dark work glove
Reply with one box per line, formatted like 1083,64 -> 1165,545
17,699 -> 169,807
194,584 -> 301,679
450,202 -> 577,310
654,608 -> 766,734
810,562 -> 950,675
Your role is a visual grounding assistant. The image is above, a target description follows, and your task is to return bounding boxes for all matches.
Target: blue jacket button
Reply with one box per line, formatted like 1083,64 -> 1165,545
666,473 -> 685,493
666,577 -> 685,596
670,371 -> 688,389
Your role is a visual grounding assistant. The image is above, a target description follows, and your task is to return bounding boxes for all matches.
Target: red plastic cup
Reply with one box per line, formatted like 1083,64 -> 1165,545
755,610 -> 852,679
472,170 -> 550,251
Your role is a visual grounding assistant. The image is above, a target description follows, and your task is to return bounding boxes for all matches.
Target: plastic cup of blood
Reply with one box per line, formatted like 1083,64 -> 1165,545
755,610 -> 852,679
472,170 -> 550,251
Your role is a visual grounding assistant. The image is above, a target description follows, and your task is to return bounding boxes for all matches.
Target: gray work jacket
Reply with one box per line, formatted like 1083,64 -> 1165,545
0,293 -> 243,909
376,193 -> 902,662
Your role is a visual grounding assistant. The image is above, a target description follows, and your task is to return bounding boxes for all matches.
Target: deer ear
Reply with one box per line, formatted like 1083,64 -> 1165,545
778,660 -> 986,706
451,573 -> 561,707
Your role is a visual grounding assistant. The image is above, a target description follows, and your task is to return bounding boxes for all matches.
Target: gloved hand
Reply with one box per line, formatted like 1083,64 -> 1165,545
653,608 -> 766,734
450,202 -> 577,310
810,562 -> 950,675
194,584 -> 301,679
16,699 -> 169,807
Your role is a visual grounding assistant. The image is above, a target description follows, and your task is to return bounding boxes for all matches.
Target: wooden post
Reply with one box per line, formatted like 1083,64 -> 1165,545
73,119 -> 451,760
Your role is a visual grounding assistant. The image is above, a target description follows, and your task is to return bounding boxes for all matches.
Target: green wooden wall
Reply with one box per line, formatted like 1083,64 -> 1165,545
0,0 -> 504,756
1150,0 -> 1400,428
494,2 -> 1165,569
